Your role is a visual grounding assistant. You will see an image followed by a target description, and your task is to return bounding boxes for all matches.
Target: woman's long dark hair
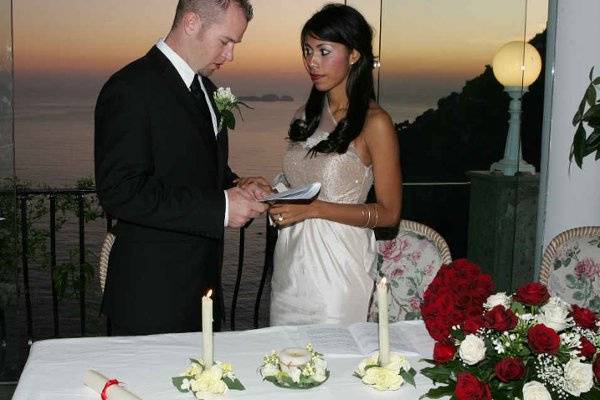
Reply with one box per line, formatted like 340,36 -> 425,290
289,3 -> 376,155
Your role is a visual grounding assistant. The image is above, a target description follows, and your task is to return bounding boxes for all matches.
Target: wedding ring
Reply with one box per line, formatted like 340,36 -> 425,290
277,214 -> 284,223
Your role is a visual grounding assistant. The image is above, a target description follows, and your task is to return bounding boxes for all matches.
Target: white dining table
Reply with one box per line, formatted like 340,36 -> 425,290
13,320 -> 438,400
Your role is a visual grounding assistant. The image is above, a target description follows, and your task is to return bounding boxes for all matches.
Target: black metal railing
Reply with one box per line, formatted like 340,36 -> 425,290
16,188 -> 97,340
9,188 -> 270,342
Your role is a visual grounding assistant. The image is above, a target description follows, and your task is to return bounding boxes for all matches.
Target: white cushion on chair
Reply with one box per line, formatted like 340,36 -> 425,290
544,235 -> 600,313
368,221 -> 451,322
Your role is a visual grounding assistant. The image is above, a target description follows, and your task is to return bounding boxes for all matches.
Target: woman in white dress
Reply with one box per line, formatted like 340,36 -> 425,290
268,4 -> 402,326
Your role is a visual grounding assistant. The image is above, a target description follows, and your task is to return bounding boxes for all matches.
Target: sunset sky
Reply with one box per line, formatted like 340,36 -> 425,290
13,0 -> 548,103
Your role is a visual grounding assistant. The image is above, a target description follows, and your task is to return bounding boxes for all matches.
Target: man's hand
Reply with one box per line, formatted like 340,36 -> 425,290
235,176 -> 273,198
226,187 -> 269,228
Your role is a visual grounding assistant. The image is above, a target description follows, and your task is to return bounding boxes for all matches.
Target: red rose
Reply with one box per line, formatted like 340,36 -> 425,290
528,324 -> 560,354
594,357 -> 600,380
433,341 -> 456,363
484,305 -> 518,332
425,318 -> 451,341
572,305 -> 599,331
494,357 -> 525,382
455,372 -> 492,400
514,282 -> 550,305
579,337 -> 596,359
463,315 -> 484,334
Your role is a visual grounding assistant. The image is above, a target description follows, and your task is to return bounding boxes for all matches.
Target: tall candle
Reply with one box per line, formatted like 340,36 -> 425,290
377,278 -> 390,366
202,290 -> 213,367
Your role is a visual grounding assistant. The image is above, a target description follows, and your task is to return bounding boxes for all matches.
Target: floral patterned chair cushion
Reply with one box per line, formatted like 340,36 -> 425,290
368,220 -> 452,322
539,227 -> 600,313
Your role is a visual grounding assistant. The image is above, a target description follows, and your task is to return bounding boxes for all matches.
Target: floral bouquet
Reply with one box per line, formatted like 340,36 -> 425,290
259,344 -> 329,388
420,276 -> 600,400
353,351 -> 417,391
213,87 -> 251,131
172,359 -> 245,399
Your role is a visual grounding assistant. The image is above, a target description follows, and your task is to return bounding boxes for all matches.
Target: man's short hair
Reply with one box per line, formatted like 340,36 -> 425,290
173,0 -> 253,28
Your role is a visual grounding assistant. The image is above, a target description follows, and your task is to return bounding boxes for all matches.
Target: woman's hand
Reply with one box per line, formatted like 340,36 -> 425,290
269,201 -> 319,227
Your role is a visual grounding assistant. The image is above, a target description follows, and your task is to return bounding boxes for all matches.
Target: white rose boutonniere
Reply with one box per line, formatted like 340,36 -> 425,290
213,87 -> 251,131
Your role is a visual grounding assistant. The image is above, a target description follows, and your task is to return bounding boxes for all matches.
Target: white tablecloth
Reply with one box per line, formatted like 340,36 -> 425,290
13,321 -> 436,400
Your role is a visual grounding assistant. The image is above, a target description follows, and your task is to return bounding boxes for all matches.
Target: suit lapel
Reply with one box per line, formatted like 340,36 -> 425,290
202,78 -> 228,186
146,47 -> 217,152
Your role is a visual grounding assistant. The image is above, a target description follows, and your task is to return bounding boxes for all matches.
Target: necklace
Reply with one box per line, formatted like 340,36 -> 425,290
327,100 -> 348,123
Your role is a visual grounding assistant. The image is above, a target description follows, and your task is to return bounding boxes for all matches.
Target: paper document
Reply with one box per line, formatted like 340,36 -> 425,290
261,182 -> 321,202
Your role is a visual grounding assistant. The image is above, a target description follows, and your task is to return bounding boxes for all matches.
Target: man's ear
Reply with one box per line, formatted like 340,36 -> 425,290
182,11 -> 202,35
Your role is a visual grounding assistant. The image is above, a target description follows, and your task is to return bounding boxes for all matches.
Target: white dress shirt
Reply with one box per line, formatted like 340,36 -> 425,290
156,39 -> 229,226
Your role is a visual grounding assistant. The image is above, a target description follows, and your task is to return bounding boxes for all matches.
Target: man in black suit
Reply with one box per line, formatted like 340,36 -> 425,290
94,0 -> 267,335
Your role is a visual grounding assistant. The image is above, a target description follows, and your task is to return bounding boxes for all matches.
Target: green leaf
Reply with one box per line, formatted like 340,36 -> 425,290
586,85 -> 597,106
583,103 -> 600,127
189,358 -> 202,365
420,365 -> 453,384
589,66 -> 595,81
223,376 -> 245,391
573,123 -> 587,168
400,368 -> 417,387
573,98 -> 587,126
593,76 -> 600,85
420,384 -> 455,399
171,376 -> 190,393
451,329 -> 465,341
222,110 -> 235,130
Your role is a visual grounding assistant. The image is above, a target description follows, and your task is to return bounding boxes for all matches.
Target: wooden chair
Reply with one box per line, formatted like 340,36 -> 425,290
368,220 -> 452,322
538,226 -> 600,312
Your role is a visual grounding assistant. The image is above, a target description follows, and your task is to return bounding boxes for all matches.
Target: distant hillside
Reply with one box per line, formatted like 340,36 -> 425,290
238,94 -> 294,102
397,31 -> 546,182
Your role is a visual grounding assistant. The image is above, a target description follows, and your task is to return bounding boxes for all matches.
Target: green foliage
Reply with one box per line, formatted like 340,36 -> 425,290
0,177 -> 103,302
570,66 -> 600,168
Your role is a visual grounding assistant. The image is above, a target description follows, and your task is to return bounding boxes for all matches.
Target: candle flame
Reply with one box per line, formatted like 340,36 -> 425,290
206,289 -> 213,298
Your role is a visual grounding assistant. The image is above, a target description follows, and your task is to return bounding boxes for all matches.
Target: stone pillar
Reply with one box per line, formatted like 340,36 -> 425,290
535,0 -> 600,273
468,172 -> 539,292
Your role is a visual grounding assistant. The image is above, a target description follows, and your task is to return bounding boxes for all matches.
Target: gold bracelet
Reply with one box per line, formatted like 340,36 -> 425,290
365,204 -> 372,228
360,205 -> 368,228
371,204 -> 380,228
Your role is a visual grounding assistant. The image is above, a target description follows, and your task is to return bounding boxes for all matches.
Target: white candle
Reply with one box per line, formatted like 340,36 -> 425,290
377,278 -> 390,366
202,289 -> 213,367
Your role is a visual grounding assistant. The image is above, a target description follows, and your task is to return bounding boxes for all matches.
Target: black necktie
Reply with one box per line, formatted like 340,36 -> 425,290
190,74 -> 211,117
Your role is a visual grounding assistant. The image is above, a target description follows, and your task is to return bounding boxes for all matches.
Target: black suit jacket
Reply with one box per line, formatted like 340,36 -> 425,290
94,46 -> 237,334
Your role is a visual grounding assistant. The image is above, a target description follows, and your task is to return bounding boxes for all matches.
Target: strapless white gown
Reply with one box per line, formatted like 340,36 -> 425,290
270,104 -> 377,326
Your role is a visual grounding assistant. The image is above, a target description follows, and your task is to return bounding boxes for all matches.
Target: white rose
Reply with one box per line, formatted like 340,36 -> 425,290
355,354 -> 379,376
484,292 -> 512,309
522,381 -> 552,400
289,366 -> 301,383
458,334 -> 486,365
382,353 -> 411,375
563,359 -> 594,396
537,296 -> 570,331
260,363 -> 279,377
